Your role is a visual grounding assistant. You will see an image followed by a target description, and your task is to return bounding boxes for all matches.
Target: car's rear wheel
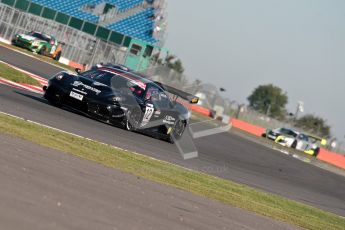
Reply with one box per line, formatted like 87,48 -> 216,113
313,147 -> 320,157
168,120 -> 186,143
54,52 -> 61,61
291,140 -> 298,149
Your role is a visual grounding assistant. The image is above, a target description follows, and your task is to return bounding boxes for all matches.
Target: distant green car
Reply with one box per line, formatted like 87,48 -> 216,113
12,31 -> 62,60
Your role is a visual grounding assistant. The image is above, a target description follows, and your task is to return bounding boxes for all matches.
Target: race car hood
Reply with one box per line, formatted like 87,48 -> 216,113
68,75 -> 132,102
70,80 -> 104,95
53,72 -> 134,98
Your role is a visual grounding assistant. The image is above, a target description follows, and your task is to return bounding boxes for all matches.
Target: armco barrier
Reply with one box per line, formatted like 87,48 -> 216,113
69,60 -> 86,71
231,118 -> 266,137
189,107 -> 266,137
317,148 -> 345,169
190,105 -> 211,117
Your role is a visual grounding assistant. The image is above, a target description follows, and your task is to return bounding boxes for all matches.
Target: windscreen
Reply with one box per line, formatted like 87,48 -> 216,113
279,128 -> 297,137
28,32 -> 50,42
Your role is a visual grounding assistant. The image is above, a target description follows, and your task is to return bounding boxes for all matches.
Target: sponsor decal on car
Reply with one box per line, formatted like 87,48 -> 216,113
72,88 -> 87,95
71,81 -> 101,95
163,115 -> 175,125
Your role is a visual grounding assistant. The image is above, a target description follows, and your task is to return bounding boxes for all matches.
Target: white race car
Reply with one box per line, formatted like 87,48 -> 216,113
264,127 -> 326,156
265,128 -> 299,147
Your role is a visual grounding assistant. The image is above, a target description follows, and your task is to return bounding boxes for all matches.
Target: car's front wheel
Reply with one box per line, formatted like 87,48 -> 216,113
313,147 -> 320,157
44,87 -> 62,107
291,140 -> 298,149
54,52 -> 61,61
125,109 -> 141,131
11,39 -> 17,45
39,46 -> 47,55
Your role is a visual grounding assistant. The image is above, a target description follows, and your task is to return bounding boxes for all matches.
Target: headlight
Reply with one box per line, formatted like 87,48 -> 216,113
55,75 -> 63,80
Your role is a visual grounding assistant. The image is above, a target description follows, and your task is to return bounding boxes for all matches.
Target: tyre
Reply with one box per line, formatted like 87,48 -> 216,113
44,87 -> 61,107
168,120 -> 186,143
54,52 -> 61,61
46,97 -> 59,106
39,46 -> 46,55
313,147 -> 320,157
45,94 -> 61,107
125,109 -> 141,131
291,140 -> 297,149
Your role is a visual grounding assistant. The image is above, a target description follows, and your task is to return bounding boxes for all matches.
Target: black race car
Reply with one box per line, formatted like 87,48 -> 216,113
43,65 -> 199,143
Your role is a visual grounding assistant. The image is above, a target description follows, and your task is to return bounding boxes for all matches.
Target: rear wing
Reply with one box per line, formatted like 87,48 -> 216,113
307,134 -> 327,146
154,81 -> 199,104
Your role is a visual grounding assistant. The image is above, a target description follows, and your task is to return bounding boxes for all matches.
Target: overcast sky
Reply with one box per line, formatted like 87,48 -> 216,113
165,0 -> 345,140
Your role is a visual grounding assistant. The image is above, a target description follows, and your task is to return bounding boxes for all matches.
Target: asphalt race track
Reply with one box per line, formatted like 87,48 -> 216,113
0,134 -> 298,230
1,46 -> 345,216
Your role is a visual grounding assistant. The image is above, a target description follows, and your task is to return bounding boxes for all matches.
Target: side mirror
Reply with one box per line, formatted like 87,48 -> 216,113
75,68 -> 81,74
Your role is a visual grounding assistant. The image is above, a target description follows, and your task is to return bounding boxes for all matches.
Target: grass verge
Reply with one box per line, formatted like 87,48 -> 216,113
0,62 -> 40,86
0,42 -> 75,71
0,113 -> 344,230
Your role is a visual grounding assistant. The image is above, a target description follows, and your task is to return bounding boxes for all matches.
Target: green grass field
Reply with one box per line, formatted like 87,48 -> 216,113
0,62 -> 40,86
0,113 -> 344,230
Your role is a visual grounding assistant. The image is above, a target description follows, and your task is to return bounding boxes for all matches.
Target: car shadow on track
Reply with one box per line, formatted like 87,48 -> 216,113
15,91 -> 49,105
15,91 -> 85,116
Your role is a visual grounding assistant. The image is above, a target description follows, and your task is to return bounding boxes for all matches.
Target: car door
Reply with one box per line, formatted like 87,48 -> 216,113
141,85 -> 174,128
141,86 -> 159,127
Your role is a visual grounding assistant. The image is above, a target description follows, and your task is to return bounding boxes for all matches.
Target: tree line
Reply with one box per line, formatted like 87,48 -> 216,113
247,84 -> 331,138
153,55 -> 331,138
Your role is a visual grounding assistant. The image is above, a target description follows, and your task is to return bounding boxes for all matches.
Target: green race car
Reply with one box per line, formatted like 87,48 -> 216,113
11,31 -> 62,60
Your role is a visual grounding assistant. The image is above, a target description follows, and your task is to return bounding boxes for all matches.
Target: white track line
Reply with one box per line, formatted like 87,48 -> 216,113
0,60 -> 48,85
0,59 -> 47,94
0,111 -> 220,176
